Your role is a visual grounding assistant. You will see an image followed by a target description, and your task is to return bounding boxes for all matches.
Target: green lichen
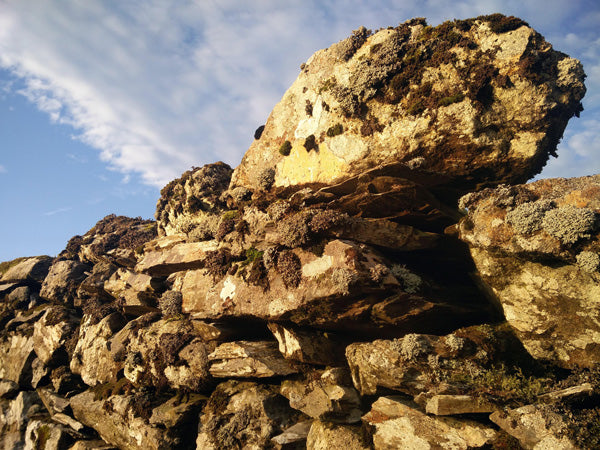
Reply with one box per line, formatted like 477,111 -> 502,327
326,123 -> 344,137
438,93 -> 465,107
279,141 -> 292,156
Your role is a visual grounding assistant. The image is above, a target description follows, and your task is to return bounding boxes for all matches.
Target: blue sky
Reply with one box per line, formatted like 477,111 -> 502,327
1,0 -> 599,262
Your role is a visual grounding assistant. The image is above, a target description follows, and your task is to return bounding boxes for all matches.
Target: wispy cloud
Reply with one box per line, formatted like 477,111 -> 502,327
0,0 -> 598,187
43,206 -> 73,217
0,164 -> 6,173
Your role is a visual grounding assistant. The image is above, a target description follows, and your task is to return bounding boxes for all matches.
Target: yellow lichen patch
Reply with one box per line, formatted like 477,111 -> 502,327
275,141 -> 348,187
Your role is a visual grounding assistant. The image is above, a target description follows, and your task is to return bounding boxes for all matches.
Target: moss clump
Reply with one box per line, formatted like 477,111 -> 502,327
277,212 -> 313,248
243,247 -> 264,265
576,251 -> 600,273
481,14 -> 529,34
326,123 -> 344,137
407,100 -> 425,116
309,210 -> 348,234
159,291 -> 183,317
215,212 -> 239,241
204,250 -> 234,280
254,125 -> 265,140
438,93 -> 465,107
279,141 -> 292,156
506,200 -> 555,234
542,205 -> 597,244
276,251 -> 302,289
304,134 -> 318,151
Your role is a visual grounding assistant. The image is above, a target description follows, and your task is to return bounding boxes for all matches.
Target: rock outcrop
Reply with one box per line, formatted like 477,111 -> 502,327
0,15 -> 597,450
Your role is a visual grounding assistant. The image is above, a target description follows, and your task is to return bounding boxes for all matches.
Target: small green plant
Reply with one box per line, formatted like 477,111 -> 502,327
326,123 -> 344,137
407,100 -> 425,116
241,247 -> 264,267
438,93 -> 465,107
318,78 -> 336,94
279,141 -> 292,156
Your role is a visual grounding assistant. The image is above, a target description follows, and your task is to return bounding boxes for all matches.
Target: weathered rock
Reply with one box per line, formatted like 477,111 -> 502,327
155,162 -> 232,237
268,323 -> 345,365
271,421 -> 312,448
425,394 -> 496,415
40,260 -> 89,305
70,314 -> 126,386
459,176 -> 600,367
37,388 -> 71,416
67,214 -> 157,265
281,368 -> 362,423
196,380 -> 302,449
0,333 -> 36,386
306,421 -> 370,450
232,16 -> 584,194
33,306 -> 79,365
0,380 -> 19,399
68,440 -> 117,450
76,261 -> 118,301
136,240 -> 218,276
345,324 -> 538,398
31,357 -> 49,389
363,396 -> 496,449
103,268 -> 162,308
0,256 -> 53,284
149,393 -> 206,429
122,317 -> 214,392
537,383 -> 593,402
70,390 -> 177,450
0,391 -> 41,447
24,419 -> 75,450
490,404 -> 577,449
51,413 -> 86,433
208,341 -> 298,378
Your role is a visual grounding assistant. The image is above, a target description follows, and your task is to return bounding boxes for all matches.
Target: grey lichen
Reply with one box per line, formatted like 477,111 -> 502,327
159,291 -> 183,317
331,267 -> 358,295
576,251 -> 600,273
369,264 -> 389,283
445,334 -> 466,352
396,334 -> 431,360
257,167 -> 275,191
506,200 -> 555,234
541,205 -> 597,244
391,264 -> 422,294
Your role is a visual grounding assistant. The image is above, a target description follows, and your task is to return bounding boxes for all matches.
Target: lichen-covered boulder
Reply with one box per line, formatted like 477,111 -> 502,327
0,256 -> 53,284
40,259 -> 90,305
64,214 -> 157,265
155,162 -> 233,237
195,380 -> 302,449
458,175 -> 600,367
231,15 -> 585,194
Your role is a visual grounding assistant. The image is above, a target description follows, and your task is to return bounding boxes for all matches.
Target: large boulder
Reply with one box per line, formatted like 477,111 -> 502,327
0,256 -> 53,284
458,175 -> 600,367
231,15 -> 585,194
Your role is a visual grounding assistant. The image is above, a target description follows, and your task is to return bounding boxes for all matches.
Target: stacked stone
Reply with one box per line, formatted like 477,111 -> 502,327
0,15 -> 597,450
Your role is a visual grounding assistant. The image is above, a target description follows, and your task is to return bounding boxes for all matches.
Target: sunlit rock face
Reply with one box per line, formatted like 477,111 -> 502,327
231,15 -> 585,194
459,175 -> 600,368
0,15 -> 594,450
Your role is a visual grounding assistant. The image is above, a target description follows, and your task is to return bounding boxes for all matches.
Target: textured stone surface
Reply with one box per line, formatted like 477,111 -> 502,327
232,17 -> 584,194
306,421 -> 370,450
281,368 -> 362,423
459,176 -> 600,367
268,323 -> 345,365
40,260 -> 89,305
70,314 -> 126,386
33,306 -> 78,365
0,333 -> 36,386
490,404 -> 577,449
70,390 -> 175,450
363,396 -> 496,449
0,256 -> 53,284
195,380 -> 301,449
425,394 -> 496,415
208,341 -> 298,378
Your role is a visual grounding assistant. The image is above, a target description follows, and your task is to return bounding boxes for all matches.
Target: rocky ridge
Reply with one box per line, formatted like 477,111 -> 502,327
1,15 -> 598,450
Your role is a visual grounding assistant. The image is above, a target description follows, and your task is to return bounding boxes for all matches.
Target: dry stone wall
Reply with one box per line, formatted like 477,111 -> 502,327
0,15 -> 598,450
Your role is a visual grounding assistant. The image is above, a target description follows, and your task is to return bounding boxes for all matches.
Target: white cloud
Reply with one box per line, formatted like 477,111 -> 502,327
0,0 -> 598,188
43,206 -> 73,217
